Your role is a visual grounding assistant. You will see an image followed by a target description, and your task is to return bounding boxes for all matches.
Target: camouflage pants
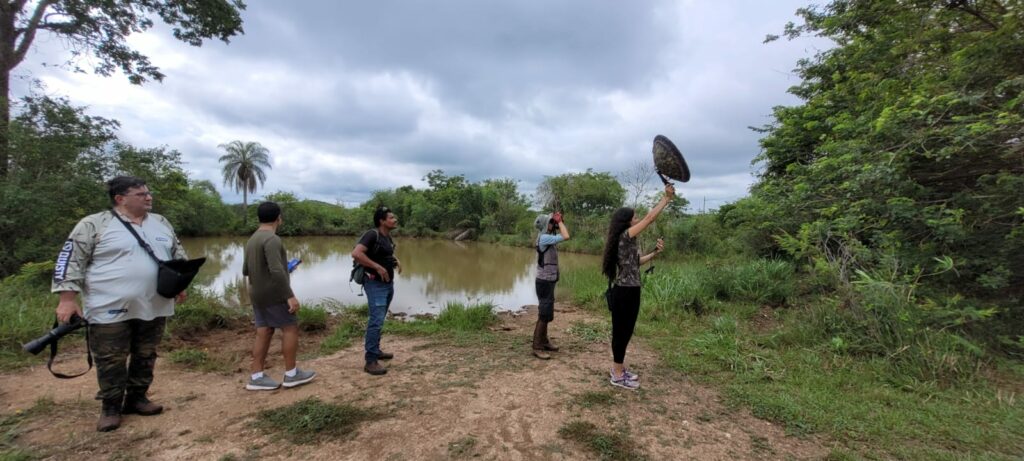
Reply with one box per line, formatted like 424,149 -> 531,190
88,317 -> 166,402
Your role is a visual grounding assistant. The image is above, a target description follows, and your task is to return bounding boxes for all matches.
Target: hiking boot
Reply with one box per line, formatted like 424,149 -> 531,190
378,352 -> 394,360
610,372 -> 640,390
532,349 -> 551,360
283,369 -> 317,388
96,399 -> 122,432
539,321 -> 559,352
364,361 -> 387,375
123,394 -> 163,416
246,375 -> 281,391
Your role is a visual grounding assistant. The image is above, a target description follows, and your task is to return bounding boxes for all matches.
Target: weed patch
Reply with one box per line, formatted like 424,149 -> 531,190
569,391 -> 617,409
167,348 -> 234,374
558,420 -> 647,461
447,436 -> 478,458
566,321 -> 608,343
252,398 -> 378,444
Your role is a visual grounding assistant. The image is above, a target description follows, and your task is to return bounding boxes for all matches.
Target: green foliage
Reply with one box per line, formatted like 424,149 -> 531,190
252,398 -> 377,445
0,95 -> 240,276
362,170 -> 532,237
535,169 -> 626,216
752,1 -> 1023,301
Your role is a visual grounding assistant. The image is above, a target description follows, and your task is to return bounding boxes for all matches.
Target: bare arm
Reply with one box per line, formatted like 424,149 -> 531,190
639,238 -> 665,265
352,244 -> 390,283
557,221 -> 570,240
627,184 -> 675,238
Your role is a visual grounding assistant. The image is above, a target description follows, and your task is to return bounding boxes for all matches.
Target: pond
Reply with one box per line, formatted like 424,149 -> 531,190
181,236 -> 599,316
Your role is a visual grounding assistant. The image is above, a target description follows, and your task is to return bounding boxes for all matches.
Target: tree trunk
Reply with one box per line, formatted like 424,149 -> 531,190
0,5 -> 14,178
0,67 -> 9,177
242,188 -> 248,226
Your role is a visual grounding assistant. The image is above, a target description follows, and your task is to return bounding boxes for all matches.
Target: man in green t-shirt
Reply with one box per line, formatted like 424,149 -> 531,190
242,202 -> 315,391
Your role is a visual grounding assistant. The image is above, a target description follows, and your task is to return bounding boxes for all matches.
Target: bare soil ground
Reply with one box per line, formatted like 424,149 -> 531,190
0,304 -> 827,460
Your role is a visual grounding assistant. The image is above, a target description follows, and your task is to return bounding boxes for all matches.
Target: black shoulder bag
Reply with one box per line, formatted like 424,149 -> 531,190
113,211 -> 206,298
350,230 -> 381,285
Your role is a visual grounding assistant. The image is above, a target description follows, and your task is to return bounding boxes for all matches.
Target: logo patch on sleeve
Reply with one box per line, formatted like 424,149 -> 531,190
53,240 -> 74,283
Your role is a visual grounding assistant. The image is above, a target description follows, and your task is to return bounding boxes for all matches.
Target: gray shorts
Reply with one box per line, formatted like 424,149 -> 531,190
253,303 -> 297,328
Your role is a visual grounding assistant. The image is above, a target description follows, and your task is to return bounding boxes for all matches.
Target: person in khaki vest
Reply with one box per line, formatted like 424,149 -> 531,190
532,211 -> 570,359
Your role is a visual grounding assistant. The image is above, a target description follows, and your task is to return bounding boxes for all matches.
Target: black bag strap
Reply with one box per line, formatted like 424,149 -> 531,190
536,239 -> 553,267
111,210 -> 164,265
48,317 -> 92,379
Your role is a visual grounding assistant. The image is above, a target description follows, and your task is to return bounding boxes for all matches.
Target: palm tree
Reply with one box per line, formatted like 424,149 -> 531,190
218,140 -> 272,225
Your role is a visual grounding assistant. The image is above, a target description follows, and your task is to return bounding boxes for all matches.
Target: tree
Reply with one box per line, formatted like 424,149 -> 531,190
536,169 -> 626,216
755,0 -> 1024,297
0,0 -> 247,177
619,160 -> 657,207
219,140 -> 270,225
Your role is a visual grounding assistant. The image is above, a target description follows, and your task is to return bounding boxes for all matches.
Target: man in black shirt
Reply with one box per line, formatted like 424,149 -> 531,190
351,206 -> 402,375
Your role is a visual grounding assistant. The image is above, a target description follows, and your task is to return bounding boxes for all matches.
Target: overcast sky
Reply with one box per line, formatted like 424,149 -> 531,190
13,1 -> 826,210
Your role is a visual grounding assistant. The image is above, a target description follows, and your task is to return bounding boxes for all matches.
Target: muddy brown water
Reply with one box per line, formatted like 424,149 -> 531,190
182,236 -> 599,315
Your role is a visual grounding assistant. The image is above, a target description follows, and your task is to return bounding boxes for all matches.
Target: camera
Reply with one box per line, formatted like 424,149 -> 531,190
23,315 -> 86,355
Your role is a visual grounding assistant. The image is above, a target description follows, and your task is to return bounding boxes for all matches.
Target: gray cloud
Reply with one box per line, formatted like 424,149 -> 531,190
13,1 -> 825,209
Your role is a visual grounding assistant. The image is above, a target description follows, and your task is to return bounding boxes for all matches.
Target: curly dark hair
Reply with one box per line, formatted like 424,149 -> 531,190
373,206 -> 392,227
602,207 -> 635,280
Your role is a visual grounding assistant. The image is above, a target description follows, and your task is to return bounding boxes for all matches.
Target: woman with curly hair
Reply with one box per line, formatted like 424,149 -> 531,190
602,183 -> 674,389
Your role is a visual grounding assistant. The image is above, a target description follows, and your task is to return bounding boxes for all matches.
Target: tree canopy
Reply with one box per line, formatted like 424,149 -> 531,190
0,0 -> 247,176
733,0 -> 1023,298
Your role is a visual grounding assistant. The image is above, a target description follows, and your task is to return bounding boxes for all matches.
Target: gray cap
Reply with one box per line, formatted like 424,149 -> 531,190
534,213 -> 552,231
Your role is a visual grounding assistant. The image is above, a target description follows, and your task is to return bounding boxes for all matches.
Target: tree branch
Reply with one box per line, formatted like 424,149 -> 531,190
11,0 -> 55,69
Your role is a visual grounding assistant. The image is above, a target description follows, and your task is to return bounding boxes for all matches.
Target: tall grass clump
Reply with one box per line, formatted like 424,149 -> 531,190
388,302 -> 497,338
722,259 -> 795,305
0,262 -> 62,367
168,287 -> 247,336
817,261 -> 989,384
296,305 -> 329,331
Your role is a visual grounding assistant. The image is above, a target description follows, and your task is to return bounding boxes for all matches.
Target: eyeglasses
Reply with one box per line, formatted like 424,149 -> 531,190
122,191 -> 153,198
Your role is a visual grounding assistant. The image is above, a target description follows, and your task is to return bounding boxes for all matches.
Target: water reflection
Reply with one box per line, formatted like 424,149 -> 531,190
181,236 -> 598,315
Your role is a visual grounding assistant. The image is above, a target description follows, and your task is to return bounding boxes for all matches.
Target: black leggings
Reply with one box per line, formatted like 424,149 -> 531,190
610,285 -> 641,364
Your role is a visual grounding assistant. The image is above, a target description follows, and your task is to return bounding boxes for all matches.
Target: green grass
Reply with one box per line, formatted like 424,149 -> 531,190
387,302 -> 498,340
1,397 -> 91,459
167,347 -> 234,374
561,262 -> 1024,460
296,305 -> 329,331
566,321 -> 609,343
557,420 -> 647,461
251,397 -> 378,444
0,263 -> 63,369
167,287 -> 247,336
569,391 -> 618,409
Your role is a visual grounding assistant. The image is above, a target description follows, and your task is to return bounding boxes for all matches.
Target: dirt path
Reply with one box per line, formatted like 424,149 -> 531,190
1,304 -> 826,460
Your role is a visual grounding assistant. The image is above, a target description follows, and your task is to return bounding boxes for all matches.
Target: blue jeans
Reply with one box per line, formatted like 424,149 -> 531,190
364,279 -> 394,363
